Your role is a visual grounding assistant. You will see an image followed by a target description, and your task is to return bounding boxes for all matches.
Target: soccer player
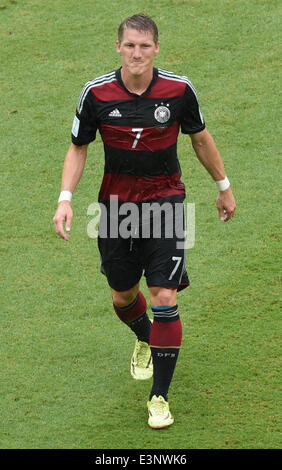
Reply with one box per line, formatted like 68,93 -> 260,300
53,14 -> 236,429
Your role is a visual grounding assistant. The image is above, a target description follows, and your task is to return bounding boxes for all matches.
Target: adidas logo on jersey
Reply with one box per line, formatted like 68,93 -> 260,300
109,108 -> 122,117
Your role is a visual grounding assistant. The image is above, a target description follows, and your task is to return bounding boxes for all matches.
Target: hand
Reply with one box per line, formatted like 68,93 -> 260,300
53,201 -> 73,241
216,187 -> 236,222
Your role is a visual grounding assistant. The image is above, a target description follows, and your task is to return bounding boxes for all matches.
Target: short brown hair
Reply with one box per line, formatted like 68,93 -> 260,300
118,14 -> 159,44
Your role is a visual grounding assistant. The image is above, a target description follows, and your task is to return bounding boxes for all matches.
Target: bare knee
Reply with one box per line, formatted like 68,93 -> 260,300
149,287 -> 177,307
111,283 -> 140,307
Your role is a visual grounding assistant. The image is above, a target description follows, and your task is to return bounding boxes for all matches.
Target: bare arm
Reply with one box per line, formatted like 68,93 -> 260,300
190,128 -> 236,221
53,143 -> 88,240
61,143 -> 88,192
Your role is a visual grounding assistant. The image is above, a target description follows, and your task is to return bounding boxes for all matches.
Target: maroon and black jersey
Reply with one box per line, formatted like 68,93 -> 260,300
71,67 -> 205,203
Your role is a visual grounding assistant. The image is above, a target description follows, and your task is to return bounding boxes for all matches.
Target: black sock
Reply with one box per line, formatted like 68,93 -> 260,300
128,312 -> 152,343
149,306 -> 182,401
113,292 -> 151,343
149,347 -> 180,401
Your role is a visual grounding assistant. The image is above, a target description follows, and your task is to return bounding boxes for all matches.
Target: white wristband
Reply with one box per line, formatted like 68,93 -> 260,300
58,190 -> 72,203
216,176 -> 230,191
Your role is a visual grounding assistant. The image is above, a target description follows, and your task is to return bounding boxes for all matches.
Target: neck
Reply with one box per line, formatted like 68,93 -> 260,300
121,68 -> 153,95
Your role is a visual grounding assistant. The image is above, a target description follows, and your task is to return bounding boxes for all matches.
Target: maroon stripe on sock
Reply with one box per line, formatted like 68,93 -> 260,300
113,291 -> 147,323
149,319 -> 182,348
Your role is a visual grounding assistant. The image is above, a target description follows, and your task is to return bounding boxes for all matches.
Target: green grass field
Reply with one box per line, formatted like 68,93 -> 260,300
0,0 -> 281,449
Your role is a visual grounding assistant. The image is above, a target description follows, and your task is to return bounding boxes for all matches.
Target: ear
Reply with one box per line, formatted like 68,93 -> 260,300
154,41 -> 160,56
116,40 -> 121,55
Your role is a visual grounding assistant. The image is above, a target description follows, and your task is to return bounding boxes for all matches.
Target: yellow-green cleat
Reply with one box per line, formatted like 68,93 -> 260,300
147,395 -> 174,429
131,340 -> 153,380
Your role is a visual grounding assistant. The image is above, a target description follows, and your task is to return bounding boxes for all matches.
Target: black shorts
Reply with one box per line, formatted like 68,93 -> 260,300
97,196 -> 190,292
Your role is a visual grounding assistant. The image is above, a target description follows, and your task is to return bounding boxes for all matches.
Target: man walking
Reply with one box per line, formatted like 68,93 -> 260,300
53,14 -> 236,428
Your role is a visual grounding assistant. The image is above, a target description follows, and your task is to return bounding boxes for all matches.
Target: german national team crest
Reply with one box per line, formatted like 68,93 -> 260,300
154,103 -> 170,123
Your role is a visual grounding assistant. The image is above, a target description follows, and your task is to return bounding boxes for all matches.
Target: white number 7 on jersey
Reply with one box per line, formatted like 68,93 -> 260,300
169,256 -> 182,280
132,128 -> 144,149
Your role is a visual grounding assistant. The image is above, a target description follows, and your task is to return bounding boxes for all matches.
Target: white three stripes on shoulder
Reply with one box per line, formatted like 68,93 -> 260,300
158,68 -> 199,99
158,68 -> 204,124
77,71 -> 116,114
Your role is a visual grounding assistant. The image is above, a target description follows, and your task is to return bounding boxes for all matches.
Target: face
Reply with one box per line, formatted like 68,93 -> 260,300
116,28 -> 160,79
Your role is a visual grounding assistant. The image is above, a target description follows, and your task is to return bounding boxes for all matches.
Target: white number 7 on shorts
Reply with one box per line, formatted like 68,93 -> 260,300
169,256 -> 182,280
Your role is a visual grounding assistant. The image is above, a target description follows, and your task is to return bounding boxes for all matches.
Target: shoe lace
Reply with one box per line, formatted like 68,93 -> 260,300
151,398 -> 167,416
